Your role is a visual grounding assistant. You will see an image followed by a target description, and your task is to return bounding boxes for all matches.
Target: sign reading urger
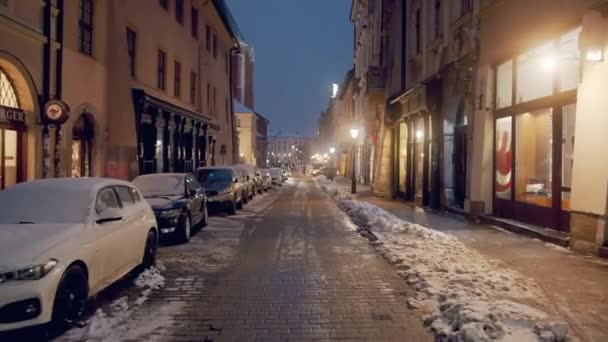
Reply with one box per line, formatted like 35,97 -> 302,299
0,105 -> 26,124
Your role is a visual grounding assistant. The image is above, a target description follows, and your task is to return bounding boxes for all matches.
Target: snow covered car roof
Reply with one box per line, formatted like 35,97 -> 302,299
2,177 -> 135,193
0,178 -> 137,224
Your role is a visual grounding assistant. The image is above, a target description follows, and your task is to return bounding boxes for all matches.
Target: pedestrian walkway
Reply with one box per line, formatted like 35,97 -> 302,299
323,176 -> 608,342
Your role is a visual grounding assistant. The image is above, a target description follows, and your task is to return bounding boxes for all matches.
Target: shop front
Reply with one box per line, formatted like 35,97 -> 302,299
392,85 -> 436,207
0,68 -> 28,190
493,27 -> 580,231
132,89 -> 214,175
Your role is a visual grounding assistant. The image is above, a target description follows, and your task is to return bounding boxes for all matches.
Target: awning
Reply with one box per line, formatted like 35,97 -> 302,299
131,88 -> 219,130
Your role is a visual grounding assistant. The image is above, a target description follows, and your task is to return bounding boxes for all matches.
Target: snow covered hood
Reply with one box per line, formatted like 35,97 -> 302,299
144,195 -> 183,210
0,223 -> 84,269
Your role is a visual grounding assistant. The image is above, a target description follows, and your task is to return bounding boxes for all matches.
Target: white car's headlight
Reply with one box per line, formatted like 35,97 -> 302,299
0,259 -> 58,283
159,209 -> 181,218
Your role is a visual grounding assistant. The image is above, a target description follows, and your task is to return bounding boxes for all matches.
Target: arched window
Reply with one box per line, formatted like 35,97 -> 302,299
72,115 -> 94,177
0,68 -> 19,108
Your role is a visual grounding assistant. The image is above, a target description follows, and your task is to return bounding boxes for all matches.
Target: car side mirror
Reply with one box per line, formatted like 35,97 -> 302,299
96,208 -> 123,224
188,188 -> 197,197
234,178 -> 239,184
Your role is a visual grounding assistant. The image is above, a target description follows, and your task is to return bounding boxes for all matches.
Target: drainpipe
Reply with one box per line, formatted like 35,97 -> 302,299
400,0 -> 407,91
229,46 -> 239,164
54,0 -> 64,178
42,0 -> 52,178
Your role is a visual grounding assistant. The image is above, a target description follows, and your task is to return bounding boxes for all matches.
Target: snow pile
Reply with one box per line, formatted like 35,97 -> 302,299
59,263 -> 169,341
314,175 -> 328,182
318,181 -> 569,342
134,264 -> 166,291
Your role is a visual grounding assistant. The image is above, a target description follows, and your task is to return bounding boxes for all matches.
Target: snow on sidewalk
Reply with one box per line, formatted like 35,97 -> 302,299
315,176 -> 569,342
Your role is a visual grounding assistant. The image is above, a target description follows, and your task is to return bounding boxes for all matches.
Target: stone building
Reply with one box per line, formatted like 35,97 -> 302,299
351,0 -> 385,186
0,0 -> 243,184
385,0 -> 477,208
235,102 -> 268,168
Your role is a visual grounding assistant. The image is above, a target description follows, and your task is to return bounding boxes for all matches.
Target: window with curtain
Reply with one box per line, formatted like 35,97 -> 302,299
175,0 -> 184,24
174,61 -> 181,97
495,117 -> 512,200
79,0 -> 94,56
515,108 -> 553,207
496,60 -> 513,109
158,50 -> 166,90
127,28 -> 136,78
190,71 -> 196,104
191,7 -> 199,38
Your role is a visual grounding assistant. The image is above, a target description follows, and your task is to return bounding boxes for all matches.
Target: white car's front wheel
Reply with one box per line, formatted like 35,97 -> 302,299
52,265 -> 88,329
142,230 -> 158,268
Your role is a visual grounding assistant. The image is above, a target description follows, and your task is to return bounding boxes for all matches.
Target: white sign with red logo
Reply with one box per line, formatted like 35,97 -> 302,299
43,100 -> 70,125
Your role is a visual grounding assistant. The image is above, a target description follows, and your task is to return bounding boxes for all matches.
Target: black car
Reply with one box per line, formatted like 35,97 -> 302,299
133,173 -> 208,243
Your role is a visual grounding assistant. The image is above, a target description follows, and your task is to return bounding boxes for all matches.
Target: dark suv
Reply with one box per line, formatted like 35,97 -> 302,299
196,166 -> 245,215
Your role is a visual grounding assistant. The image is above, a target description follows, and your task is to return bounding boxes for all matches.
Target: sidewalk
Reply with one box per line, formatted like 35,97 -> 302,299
323,176 -> 608,342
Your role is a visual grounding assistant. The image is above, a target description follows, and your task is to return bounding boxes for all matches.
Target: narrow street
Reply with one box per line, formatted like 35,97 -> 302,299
54,178 -> 430,342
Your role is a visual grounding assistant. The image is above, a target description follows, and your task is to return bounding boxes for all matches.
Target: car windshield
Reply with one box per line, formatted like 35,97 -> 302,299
0,186 -> 90,224
133,174 -> 185,197
269,169 -> 283,176
197,169 -> 233,183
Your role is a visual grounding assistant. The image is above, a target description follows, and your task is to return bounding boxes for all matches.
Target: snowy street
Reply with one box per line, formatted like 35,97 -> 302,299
4,176 -> 608,341
31,177 -> 430,341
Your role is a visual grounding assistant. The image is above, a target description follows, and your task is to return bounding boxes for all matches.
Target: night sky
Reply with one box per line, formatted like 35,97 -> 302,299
226,0 -> 354,137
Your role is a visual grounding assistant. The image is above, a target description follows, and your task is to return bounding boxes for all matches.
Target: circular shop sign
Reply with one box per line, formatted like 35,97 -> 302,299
43,100 -> 70,125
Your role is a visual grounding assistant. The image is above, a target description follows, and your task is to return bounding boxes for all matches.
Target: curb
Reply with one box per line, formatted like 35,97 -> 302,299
479,214 -> 570,247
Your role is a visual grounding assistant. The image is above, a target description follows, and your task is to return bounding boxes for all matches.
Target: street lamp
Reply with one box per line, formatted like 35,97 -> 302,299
329,147 -> 336,154
350,128 -> 359,194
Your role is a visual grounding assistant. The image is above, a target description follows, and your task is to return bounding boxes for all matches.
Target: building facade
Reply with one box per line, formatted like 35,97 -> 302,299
268,136 -> 310,167
235,104 -> 268,167
330,0 -> 608,256
0,0 -> 64,189
351,0 -> 385,187
0,0 -> 244,185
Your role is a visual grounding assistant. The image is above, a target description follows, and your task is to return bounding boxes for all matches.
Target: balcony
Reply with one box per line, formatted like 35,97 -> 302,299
365,67 -> 386,94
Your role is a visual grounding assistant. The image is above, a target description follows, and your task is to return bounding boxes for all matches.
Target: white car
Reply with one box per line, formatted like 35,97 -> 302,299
0,178 -> 158,332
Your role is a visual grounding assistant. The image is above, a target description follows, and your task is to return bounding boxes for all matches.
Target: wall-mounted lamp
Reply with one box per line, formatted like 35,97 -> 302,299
586,46 -> 604,62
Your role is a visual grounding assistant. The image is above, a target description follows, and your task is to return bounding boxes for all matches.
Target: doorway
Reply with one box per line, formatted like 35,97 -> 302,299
0,128 -> 21,190
453,125 -> 467,207
71,115 -> 94,177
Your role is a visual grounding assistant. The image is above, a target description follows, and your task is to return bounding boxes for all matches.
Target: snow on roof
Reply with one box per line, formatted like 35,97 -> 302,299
233,100 -> 253,114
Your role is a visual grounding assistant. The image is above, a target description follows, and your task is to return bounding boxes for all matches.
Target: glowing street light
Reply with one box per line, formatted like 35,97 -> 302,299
329,147 -> 336,154
350,128 -> 360,139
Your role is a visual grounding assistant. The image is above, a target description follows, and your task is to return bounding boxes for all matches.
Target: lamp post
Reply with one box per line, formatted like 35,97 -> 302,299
350,128 -> 359,194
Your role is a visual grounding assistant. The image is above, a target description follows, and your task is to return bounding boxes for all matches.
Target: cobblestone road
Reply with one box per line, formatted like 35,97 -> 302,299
53,178 -> 430,342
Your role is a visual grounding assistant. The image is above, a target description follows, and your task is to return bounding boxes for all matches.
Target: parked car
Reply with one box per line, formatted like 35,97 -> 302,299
232,164 -> 257,200
257,169 -> 272,191
195,166 -> 244,215
133,173 -> 208,243
282,168 -> 290,181
0,178 -> 158,332
269,168 -> 284,186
